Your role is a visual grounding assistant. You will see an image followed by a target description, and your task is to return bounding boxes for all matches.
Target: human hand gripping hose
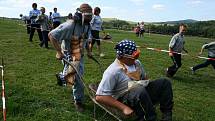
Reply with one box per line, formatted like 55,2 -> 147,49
1,58 -> 6,121
61,58 -> 95,99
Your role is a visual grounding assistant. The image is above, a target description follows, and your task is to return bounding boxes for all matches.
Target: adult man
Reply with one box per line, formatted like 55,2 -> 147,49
48,3 -> 93,112
96,40 -> 173,121
190,41 -> 215,73
20,14 -> 31,34
52,7 -> 61,29
166,24 -> 188,77
29,3 -> 43,42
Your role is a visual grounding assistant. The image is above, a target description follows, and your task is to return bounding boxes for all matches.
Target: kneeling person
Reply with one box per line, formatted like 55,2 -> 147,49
96,40 -> 174,121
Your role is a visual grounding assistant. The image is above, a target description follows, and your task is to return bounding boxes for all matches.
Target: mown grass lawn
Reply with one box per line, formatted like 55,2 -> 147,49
0,19 -> 215,121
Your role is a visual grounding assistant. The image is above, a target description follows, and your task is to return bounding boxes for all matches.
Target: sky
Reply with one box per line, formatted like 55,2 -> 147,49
0,0 -> 215,22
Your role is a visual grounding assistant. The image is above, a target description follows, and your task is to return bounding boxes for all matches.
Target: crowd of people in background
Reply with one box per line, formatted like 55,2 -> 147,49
135,21 -> 145,38
20,3 -> 74,49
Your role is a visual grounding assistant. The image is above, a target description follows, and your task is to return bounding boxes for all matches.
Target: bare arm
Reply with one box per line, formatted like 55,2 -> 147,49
48,33 -> 64,59
96,95 -> 133,116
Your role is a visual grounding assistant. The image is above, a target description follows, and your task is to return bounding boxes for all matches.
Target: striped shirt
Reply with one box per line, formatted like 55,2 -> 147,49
169,33 -> 185,53
96,59 -> 146,99
29,9 -> 40,24
202,42 -> 215,57
90,15 -> 103,31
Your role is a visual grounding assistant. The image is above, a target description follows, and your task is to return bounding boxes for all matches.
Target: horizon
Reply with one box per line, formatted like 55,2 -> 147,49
0,0 -> 215,22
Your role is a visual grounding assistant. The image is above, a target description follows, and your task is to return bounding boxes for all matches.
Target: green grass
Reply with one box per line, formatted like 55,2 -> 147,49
0,19 -> 215,121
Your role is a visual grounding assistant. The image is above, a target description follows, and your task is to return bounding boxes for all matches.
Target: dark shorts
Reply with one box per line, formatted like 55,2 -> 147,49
91,30 -> 100,46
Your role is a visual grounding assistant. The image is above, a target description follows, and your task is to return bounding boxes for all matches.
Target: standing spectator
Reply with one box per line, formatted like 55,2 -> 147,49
67,13 -> 73,20
190,41 -> 215,73
49,12 -> 52,21
166,24 -> 188,77
36,7 -> 50,49
135,22 -> 140,37
90,7 -> 104,57
52,7 -> 61,28
139,21 -> 145,37
29,3 -> 43,42
48,3 -> 93,112
20,14 -> 31,34
48,12 -> 53,29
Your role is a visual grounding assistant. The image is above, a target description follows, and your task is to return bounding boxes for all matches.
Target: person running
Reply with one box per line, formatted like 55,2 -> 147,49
90,7 -> 104,57
48,3 -> 93,112
20,14 -> 31,34
95,40 -> 173,121
190,41 -> 215,73
51,7 -> 61,29
29,3 -> 43,42
36,7 -> 50,49
166,24 -> 188,77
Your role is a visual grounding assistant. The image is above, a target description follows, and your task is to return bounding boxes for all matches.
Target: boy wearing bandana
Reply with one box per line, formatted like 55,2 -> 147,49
96,40 -> 173,121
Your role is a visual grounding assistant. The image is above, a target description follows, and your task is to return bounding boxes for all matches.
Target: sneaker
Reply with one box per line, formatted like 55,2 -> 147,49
160,112 -> 172,121
190,67 -> 195,74
165,68 -> 172,77
74,101 -> 84,112
100,53 -> 105,57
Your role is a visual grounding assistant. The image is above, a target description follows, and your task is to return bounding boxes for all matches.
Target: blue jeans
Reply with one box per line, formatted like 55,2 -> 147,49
59,51 -> 85,103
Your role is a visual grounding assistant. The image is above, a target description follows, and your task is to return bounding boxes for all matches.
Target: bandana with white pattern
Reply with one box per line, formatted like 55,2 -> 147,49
115,40 -> 137,58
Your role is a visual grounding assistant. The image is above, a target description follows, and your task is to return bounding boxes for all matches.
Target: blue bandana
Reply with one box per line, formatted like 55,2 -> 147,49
115,40 -> 137,58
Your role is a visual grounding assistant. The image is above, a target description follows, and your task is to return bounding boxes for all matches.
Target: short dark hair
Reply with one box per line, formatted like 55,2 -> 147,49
32,3 -> 37,7
54,8 -> 57,11
94,7 -> 101,13
180,23 -> 187,28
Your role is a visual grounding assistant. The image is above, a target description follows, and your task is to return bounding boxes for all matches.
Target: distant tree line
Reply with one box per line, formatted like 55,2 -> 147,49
103,19 -> 134,30
103,20 -> 215,38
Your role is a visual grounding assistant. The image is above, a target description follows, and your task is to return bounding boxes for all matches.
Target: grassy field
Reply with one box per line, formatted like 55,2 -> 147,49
0,19 -> 215,121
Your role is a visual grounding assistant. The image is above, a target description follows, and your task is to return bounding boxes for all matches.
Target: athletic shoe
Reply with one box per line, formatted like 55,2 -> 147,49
165,68 -> 172,77
55,73 -> 63,86
190,67 -> 195,74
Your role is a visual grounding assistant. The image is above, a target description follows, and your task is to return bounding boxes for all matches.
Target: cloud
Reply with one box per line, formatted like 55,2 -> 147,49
129,0 -> 145,5
152,4 -> 165,10
188,0 -> 203,5
41,0 -> 58,4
